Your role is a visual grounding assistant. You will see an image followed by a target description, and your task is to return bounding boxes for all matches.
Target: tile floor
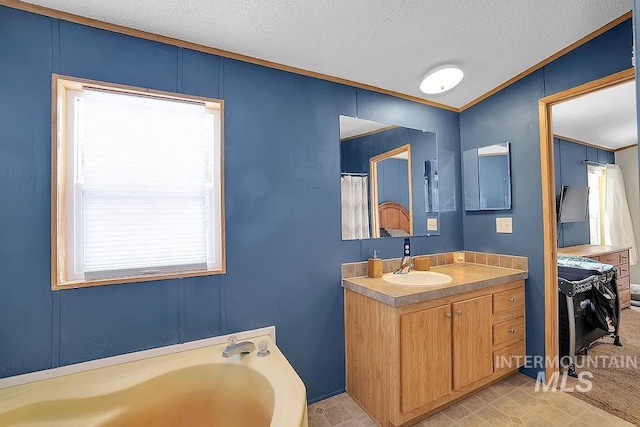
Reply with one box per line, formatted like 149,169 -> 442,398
307,373 -> 634,426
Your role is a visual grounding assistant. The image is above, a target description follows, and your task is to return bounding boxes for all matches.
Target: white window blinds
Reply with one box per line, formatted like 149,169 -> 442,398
73,89 -> 218,279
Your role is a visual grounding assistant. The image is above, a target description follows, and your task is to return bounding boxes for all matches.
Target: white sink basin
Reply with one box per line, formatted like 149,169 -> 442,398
382,271 -> 453,286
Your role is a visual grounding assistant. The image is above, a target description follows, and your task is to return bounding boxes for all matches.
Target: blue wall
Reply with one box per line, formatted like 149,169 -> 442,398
554,137 -> 614,247
0,6 -> 463,402
377,159 -> 410,209
460,19 -> 632,377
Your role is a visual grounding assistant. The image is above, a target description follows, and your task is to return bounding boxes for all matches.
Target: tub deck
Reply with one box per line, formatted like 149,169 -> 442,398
0,335 -> 307,427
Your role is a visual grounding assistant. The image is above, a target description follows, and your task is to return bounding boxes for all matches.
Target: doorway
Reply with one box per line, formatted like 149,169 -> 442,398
539,67 -> 636,382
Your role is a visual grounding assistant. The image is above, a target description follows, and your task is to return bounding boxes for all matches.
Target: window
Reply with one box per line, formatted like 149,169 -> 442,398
587,165 -> 606,245
53,76 -> 224,289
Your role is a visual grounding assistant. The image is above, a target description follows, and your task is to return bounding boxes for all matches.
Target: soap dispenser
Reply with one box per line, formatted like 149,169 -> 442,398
368,250 -> 383,278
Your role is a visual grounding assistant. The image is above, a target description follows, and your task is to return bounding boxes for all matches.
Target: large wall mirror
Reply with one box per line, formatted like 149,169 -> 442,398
463,142 -> 512,211
340,115 -> 440,240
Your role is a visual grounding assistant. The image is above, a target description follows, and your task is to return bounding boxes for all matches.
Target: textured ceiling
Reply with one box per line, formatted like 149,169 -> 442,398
24,0 -> 632,109
553,81 -> 637,150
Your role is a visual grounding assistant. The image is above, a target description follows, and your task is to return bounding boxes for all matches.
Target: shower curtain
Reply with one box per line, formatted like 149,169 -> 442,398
604,164 -> 638,265
341,175 -> 370,240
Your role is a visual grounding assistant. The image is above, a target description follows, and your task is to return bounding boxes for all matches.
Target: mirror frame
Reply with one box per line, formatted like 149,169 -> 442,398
369,144 -> 413,238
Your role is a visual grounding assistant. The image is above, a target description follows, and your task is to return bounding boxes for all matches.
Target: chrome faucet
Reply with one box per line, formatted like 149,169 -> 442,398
395,238 -> 413,274
395,255 -> 413,274
222,335 -> 256,358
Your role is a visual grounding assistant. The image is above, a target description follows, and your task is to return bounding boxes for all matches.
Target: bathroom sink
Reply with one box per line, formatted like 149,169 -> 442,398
382,271 -> 453,286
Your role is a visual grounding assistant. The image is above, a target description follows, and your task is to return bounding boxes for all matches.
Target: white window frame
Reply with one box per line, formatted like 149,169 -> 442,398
52,75 -> 225,290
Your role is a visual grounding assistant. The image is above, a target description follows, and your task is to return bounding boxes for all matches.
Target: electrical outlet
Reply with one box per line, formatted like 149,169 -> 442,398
427,218 -> 438,231
496,217 -> 513,233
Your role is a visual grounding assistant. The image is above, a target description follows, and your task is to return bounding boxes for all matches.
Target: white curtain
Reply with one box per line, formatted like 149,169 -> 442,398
341,175 -> 370,240
604,164 -> 638,265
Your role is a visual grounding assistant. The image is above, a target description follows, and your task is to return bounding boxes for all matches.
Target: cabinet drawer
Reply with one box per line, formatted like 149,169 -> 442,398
493,287 -> 524,313
600,252 -> 621,265
616,264 -> 629,279
493,340 -> 525,372
493,305 -> 524,324
620,251 -> 629,265
493,317 -> 525,347
620,289 -> 631,309
618,275 -> 630,291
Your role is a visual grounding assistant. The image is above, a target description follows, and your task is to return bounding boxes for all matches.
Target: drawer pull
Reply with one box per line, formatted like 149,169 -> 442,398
445,313 -> 451,318
456,310 -> 462,316
508,297 -> 515,302
509,328 -> 515,333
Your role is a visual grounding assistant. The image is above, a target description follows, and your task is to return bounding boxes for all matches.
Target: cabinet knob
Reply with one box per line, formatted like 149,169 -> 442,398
509,328 -> 515,333
456,310 -> 462,316
445,313 -> 451,318
508,297 -> 515,302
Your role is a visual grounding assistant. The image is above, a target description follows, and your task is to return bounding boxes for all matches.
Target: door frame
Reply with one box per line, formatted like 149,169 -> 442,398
538,67 -> 635,382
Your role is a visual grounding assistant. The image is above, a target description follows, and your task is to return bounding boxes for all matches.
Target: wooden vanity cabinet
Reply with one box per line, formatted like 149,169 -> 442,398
345,280 -> 525,427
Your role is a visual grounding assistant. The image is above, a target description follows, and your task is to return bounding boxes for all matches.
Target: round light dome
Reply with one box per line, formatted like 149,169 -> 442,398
420,65 -> 464,94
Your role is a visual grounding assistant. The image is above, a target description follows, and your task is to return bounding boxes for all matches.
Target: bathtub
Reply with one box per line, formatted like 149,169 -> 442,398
0,333 -> 307,426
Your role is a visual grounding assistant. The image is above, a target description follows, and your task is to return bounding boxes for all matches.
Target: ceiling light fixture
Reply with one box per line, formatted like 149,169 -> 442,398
419,65 -> 464,94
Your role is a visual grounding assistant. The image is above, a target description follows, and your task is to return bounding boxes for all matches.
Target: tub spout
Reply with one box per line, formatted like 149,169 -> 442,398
222,335 -> 256,358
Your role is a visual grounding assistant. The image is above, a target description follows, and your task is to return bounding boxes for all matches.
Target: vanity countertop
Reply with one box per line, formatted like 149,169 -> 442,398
557,244 -> 631,258
342,263 -> 527,307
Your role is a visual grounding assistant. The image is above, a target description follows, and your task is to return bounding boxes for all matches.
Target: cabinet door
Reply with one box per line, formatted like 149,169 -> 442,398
452,295 -> 493,390
400,304 -> 452,413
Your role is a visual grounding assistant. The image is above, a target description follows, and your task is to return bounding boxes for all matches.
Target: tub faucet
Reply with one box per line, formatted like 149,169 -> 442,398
222,335 -> 256,358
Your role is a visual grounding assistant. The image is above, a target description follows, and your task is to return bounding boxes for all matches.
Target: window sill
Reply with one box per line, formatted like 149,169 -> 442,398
52,267 -> 226,290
